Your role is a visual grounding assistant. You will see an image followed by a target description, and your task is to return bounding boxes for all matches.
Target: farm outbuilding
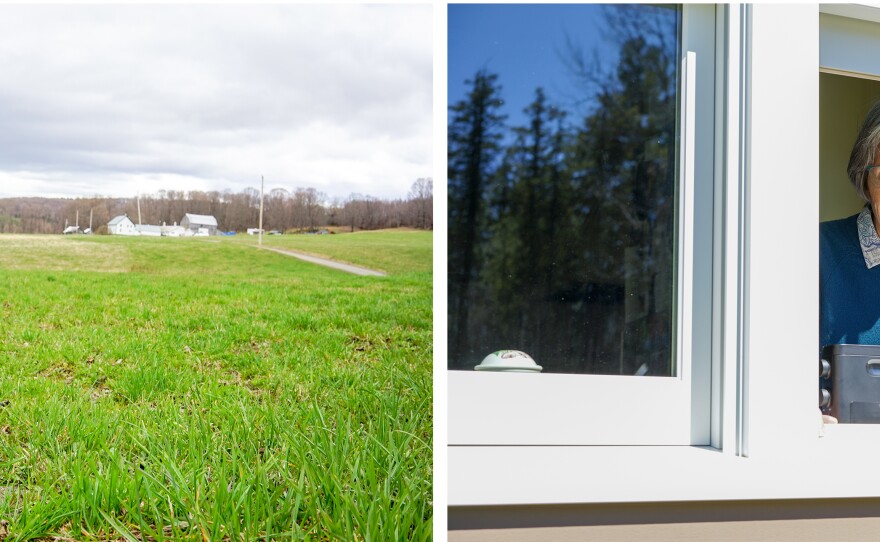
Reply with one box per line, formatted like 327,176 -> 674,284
134,224 -> 162,237
161,225 -> 185,237
107,215 -> 138,236
180,214 -> 218,235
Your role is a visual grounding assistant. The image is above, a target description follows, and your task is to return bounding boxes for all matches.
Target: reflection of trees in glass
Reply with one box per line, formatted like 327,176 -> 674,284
483,88 -> 573,363
565,6 -> 680,375
448,70 -> 506,361
449,6 -> 679,375
448,6 -> 681,374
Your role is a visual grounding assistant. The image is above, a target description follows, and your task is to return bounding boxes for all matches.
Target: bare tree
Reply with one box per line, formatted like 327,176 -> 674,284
0,182 -> 435,234
408,177 -> 433,229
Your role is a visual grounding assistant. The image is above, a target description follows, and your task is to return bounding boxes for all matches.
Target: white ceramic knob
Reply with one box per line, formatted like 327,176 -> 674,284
475,350 -> 542,373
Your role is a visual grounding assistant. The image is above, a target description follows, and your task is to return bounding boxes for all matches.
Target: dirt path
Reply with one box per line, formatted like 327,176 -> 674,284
257,246 -> 387,276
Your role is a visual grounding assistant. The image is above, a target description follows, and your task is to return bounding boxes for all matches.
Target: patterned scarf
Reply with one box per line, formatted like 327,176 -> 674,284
857,204 -> 880,268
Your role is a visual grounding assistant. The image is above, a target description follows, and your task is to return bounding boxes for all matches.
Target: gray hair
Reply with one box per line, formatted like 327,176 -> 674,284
847,100 -> 880,203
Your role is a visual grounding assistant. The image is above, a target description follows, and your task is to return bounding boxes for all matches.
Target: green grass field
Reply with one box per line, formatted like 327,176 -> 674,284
236,230 -> 431,276
0,231 -> 432,541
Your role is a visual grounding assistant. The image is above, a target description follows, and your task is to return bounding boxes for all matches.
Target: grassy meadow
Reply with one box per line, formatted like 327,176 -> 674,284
0,231 -> 432,541
239,231 -> 431,276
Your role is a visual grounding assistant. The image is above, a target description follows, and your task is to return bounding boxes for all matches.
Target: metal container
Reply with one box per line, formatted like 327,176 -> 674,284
821,344 -> 880,423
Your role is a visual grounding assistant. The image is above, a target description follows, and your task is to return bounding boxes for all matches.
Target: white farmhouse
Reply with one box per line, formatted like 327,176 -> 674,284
107,215 -> 139,236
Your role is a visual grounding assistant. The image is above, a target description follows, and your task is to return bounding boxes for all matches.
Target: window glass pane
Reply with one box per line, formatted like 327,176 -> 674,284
448,4 -> 682,375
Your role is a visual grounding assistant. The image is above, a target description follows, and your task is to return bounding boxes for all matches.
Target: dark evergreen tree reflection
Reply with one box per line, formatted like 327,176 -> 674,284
448,70 -> 507,362
448,5 -> 681,375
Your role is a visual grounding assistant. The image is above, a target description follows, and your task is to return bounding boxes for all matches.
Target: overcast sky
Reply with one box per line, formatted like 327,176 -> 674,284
0,4 -> 432,201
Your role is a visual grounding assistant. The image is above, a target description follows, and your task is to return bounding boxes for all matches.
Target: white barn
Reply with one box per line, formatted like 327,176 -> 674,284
107,215 -> 139,236
180,214 -> 218,235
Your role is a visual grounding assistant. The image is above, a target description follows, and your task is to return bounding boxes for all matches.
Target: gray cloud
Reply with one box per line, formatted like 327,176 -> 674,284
0,4 -> 432,200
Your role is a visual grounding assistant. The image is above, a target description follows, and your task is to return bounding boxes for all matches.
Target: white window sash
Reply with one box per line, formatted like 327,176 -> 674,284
448,4 -> 717,447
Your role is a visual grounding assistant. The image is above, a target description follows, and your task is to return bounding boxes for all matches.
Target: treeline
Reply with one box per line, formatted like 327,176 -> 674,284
448,5 -> 678,374
0,178 -> 432,234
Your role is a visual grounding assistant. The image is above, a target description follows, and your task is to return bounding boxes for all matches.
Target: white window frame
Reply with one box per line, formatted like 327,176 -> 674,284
449,3 -> 880,509
448,4 -> 718,446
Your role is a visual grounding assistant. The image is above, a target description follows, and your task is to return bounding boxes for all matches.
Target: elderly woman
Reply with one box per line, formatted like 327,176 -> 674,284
820,101 -> 880,424
820,101 -> 880,349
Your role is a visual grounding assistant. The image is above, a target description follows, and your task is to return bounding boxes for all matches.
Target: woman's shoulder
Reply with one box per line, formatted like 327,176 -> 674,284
820,213 -> 860,248
821,212 -> 859,232
820,212 -> 863,281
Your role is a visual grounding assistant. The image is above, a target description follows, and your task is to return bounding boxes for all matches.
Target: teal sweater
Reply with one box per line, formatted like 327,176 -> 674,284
820,213 -> 880,348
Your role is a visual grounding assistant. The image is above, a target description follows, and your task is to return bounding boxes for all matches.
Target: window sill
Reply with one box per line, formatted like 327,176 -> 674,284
449,426 -> 880,506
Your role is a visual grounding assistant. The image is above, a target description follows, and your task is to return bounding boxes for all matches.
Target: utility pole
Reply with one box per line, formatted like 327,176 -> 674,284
137,193 -> 142,225
258,175 -> 265,246
89,209 -> 93,232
